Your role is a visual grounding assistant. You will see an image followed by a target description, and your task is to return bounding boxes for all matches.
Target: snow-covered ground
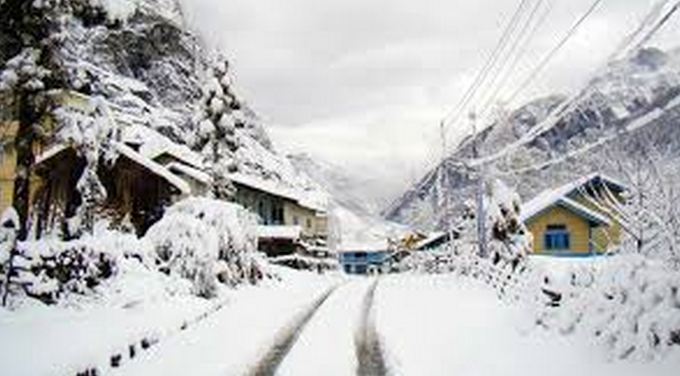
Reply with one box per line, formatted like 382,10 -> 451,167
2,266 -> 678,375
119,269 -> 342,376
376,273 -> 680,376
0,266 -> 341,376
277,278 -> 373,375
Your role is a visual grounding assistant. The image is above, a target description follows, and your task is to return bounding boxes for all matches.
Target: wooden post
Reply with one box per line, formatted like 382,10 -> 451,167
2,211 -> 19,307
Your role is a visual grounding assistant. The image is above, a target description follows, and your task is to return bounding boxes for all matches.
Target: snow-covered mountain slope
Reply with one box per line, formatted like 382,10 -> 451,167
288,153 -> 384,217
26,0 -> 328,208
288,153 -> 408,244
385,47 -> 680,230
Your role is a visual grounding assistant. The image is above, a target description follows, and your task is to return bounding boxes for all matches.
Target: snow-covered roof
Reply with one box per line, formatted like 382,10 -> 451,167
228,172 -> 328,213
122,124 -> 204,169
256,225 -> 302,240
34,144 -> 69,165
166,162 -> 211,185
115,143 -> 191,195
415,231 -> 453,250
35,142 -> 193,196
337,241 -> 390,253
229,172 -> 301,203
520,173 -> 621,226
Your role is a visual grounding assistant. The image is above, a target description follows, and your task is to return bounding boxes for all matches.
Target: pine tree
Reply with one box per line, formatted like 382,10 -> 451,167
0,1 -> 68,240
195,55 -> 241,200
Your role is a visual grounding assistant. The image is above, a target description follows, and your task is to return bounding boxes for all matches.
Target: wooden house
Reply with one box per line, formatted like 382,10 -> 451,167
1,90 -> 206,237
33,142 -> 192,236
0,90 -> 82,217
520,174 -> 626,256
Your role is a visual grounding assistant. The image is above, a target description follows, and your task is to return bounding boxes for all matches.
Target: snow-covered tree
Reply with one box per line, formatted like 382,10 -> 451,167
0,0 -> 114,239
585,137 -> 680,267
0,46 -> 60,239
195,55 -> 241,200
485,179 -> 531,271
55,98 -> 118,236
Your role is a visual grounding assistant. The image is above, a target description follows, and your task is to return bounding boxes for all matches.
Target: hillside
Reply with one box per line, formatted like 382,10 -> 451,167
384,47 -> 680,230
1,0 -> 328,209
288,153 -> 409,244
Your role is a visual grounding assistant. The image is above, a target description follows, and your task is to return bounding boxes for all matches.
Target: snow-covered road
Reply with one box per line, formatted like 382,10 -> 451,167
15,271 -> 677,376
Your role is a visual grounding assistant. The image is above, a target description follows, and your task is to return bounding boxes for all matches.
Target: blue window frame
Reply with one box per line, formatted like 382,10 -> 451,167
545,224 -> 570,251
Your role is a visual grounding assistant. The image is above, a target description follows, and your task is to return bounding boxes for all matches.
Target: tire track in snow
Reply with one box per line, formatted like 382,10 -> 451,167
356,278 -> 388,376
246,284 -> 339,376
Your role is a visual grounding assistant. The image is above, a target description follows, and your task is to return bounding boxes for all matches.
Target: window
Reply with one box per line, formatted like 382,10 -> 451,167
293,216 -> 300,225
544,224 -> 570,251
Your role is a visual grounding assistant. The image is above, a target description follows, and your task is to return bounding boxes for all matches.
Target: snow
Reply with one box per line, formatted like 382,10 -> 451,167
277,279 -> 373,375
522,196 -> 612,225
414,231 -> 448,250
34,144 -> 69,166
0,258 -> 216,375
375,274 -> 680,376
119,269 -> 342,376
114,143 -> 192,196
229,172 -> 300,203
338,240 -> 390,253
166,162 -> 211,184
122,124 -> 204,169
520,173 -> 624,222
256,225 -> 302,240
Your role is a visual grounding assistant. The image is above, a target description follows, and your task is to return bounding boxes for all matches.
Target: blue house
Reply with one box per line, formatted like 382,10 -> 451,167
338,242 -> 391,275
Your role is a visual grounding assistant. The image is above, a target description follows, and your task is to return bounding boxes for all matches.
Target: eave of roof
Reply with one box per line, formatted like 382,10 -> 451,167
522,196 -> 611,226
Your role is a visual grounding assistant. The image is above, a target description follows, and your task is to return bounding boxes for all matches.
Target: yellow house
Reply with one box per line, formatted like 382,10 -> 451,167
520,174 -> 625,256
0,90 -> 93,216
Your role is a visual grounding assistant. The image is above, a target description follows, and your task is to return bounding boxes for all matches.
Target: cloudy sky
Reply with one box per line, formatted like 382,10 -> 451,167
180,0 -> 680,202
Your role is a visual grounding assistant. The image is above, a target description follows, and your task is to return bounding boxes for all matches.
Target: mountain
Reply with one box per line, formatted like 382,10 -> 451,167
384,47 -> 680,231
288,153 -> 409,244
288,153 -> 382,216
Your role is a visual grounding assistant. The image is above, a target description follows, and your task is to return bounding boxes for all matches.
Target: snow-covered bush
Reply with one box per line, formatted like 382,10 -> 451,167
144,198 -> 264,295
486,179 -> 532,271
533,254 -> 680,360
2,227 -> 147,306
145,213 -> 219,298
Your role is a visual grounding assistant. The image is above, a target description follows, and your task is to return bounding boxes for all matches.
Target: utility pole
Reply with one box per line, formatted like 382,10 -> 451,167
470,111 -> 487,257
440,120 -> 454,251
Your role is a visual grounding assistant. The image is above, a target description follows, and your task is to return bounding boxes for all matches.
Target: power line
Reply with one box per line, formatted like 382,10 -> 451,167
607,0 -> 670,62
477,0 -> 553,121
468,0 -> 677,169
441,0 -> 532,130
506,0 -> 603,105
630,1 -> 679,53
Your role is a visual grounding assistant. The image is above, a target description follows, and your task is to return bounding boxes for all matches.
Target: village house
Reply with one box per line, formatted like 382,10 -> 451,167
229,172 -> 329,256
338,241 -> 392,275
1,90 -> 202,237
0,90 -> 85,218
520,174 -> 626,256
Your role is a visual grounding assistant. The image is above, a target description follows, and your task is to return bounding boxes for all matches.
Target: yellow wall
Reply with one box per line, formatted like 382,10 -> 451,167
571,193 -> 622,252
0,122 -> 19,214
526,206 -> 593,255
314,215 -> 329,240
283,202 -> 317,238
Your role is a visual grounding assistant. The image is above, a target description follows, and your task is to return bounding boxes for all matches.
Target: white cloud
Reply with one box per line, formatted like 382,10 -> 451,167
180,0 -> 679,202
